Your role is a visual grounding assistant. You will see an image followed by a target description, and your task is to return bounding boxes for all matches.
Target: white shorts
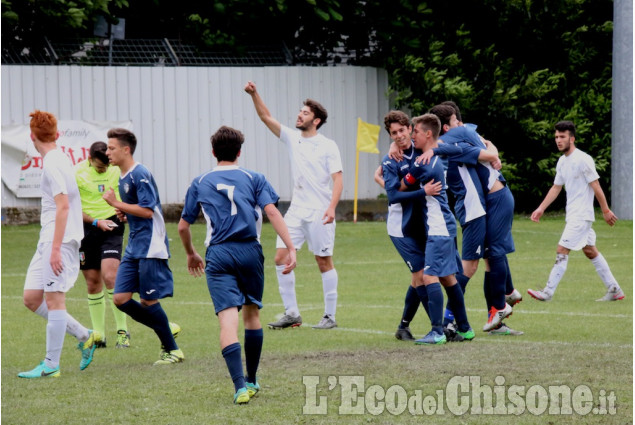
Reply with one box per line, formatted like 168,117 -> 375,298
276,205 -> 336,257
559,221 -> 596,251
24,241 -> 80,293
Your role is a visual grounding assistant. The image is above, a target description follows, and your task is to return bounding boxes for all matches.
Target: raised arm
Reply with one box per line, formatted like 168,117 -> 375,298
244,81 -> 282,138
590,180 -> 618,226
530,184 -> 563,222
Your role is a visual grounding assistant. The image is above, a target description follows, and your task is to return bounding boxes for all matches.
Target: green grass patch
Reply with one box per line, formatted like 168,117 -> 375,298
2,216 -> 632,424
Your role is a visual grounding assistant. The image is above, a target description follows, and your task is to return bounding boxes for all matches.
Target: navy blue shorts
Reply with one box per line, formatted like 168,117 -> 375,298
115,257 -> 174,300
389,235 -> 426,273
205,240 -> 265,314
484,186 -> 516,258
460,215 -> 486,260
424,236 -> 459,277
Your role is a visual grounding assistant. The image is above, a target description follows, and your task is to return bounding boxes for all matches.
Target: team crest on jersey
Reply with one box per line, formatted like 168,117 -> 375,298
124,183 -> 130,193
98,184 -> 105,193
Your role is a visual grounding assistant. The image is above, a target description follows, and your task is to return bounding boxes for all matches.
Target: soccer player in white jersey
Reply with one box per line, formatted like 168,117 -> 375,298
178,126 -> 296,404
103,128 -> 183,365
19,110 -> 101,379
245,81 -> 343,330
528,121 -> 624,302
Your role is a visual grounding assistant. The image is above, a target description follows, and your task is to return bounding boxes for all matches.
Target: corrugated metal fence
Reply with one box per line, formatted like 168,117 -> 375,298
2,65 -> 391,207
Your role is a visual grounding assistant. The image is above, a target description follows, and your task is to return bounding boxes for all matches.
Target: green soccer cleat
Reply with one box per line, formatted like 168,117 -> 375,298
115,330 -> 130,348
246,380 -> 260,398
78,330 -> 101,370
18,362 -> 60,379
234,387 -> 250,404
457,328 -> 475,341
154,349 -> 184,365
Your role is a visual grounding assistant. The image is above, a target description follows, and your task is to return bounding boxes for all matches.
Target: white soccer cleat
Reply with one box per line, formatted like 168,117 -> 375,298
505,289 -> 523,307
483,303 -> 513,332
596,286 -> 625,302
527,288 -> 553,302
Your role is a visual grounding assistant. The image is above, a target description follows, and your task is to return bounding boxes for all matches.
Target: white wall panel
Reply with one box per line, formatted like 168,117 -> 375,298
2,65 -> 391,207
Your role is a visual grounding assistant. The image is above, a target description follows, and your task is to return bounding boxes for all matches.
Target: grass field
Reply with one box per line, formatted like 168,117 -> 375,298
1,215 -> 632,424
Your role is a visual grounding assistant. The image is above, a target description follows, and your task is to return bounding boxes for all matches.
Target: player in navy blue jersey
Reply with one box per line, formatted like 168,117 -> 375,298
374,111 -> 441,342
430,104 -> 520,334
399,114 -> 474,345
178,126 -> 296,404
102,128 -> 184,365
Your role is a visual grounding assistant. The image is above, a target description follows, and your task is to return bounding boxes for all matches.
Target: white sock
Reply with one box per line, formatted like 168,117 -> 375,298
590,253 -> 620,290
545,254 -> 568,295
321,269 -> 338,318
34,301 -> 89,342
276,265 -> 299,316
45,309 -> 67,369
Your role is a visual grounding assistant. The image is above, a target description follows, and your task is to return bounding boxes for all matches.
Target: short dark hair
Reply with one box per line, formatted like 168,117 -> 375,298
304,99 -> 328,129
555,120 -> 576,137
440,100 -> 462,122
383,110 -> 411,133
107,128 -> 137,155
89,141 -> 109,165
211,126 -> 244,162
412,114 -> 441,139
428,104 -> 456,135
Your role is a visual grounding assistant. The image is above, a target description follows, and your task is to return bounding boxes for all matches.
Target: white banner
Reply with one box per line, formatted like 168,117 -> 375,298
1,120 -> 132,198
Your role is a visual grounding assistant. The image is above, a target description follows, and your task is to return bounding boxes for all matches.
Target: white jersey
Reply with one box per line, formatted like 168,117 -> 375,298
39,148 -> 84,244
280,125 -> 343,210
554,148 -> 600,223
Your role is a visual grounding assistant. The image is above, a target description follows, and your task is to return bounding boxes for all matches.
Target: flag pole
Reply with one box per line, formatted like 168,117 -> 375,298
353,148 -> 360,223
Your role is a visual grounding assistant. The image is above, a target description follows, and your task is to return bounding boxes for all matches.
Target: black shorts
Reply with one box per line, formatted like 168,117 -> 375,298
79,215 -> 125,270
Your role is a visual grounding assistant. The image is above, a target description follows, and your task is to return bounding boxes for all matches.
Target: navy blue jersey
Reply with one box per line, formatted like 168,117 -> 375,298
410,156 -> 457,238
119,163 -> 169,259
181,165 -> 279,246
381,143 -> 426,238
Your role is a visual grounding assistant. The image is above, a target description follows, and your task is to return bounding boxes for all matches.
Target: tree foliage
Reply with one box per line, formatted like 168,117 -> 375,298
2,0 -> 614,210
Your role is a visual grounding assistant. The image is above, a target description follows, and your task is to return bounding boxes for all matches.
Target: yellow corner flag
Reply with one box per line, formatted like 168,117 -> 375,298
356,118 -> 380,154
354,118 -> 381,223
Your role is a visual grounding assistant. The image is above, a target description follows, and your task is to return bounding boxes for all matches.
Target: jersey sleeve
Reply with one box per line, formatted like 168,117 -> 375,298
449,142 -> 481,165
254,173 -> 280,209
326,141 -> 343,174
134,168 -> 159,209
279,125 -> 294,147
554,157 -> 565,185
434,142 -> 463,157
181,178 -> 201,224
44,163 -> 69,197
581,155 -> 600,184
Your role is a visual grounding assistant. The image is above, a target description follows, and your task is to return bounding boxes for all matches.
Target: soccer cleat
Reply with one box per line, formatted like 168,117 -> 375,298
115,330 -> 131,348
415,330 -> 447,345
160,322 -> 182,353
153,349 -> 184,365
527,288 -> 553,302
483,303 -> 513,332
246,380 -> 260,398
95,338 -> 107,349
443,323 -> 465,342
395,327 -> 415,341
489,323 -> 524,336
18,362 -> 60,379
596,286 -> 625,302
234,387 -> 250,404
505,289 -> 523,307
457,328 -> 475,341
312,315 -> 337,329
78,330 -> 101,370
268,314 -> 302,329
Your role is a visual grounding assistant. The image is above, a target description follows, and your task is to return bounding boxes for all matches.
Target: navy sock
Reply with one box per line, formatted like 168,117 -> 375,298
414,285 -> 430,319
487,256 -> 507,310
144,302 -> 178,351
244,329 -> 263,384
424,283 -> 444,333
399,286 -> 420,329
118,299 -> 156,328
483,271 -> 493,312
456,272 -> 470,293
222,342 -> 245,392
504,256 -> 514,295
444,284 -> 470,332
